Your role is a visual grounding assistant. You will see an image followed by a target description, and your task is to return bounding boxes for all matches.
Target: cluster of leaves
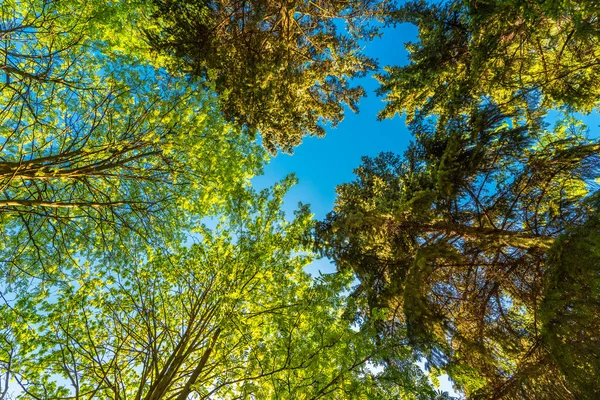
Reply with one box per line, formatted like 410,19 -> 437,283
541,211 -> 600,399
145,0 -> 393,153
0,178 -> 435,399
318,107 -> 600,398
6,0 -> 600,398
1,0 -> 262,289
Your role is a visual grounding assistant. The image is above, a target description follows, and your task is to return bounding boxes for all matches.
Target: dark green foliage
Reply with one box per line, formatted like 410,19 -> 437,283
541,212 -> 600,400
325,0 -> 600,396
146,0 -> 390,153
378,0 -> 600,122
317,106 -> 600,398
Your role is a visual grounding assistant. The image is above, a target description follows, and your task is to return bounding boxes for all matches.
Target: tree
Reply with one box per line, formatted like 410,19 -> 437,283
540,210 -> 600,400
0,178 -> 437,399
1,0 -> 263,286
377,0 -> 600,122
145,0 -> 392,154
1,0 -> 90,88
317,106 -> 600,398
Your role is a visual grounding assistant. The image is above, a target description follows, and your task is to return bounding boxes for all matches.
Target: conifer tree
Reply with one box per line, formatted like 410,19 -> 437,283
318,107 -> 600,398
146,0 -> 393,153
378,0 -> 600,122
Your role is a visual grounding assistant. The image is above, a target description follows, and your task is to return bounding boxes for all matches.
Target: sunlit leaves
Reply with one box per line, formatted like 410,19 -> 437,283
378,0 -> 600,122
0,181 -> 432,399
0,0 -> 264,288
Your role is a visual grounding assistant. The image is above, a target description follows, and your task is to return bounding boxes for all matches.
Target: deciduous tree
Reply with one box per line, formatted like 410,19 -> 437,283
1,0 -> 262,285
0,179 -> 436,400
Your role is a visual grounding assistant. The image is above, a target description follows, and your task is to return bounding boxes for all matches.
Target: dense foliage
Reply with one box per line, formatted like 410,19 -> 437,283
2,0 -> 599,398
1,0 -> 262,290
0,178 -> 437,399
0,1 -> 434,399
146,0 -> 392,153
378,0 -> 600,122
317,108 -> 599,398
319,0 -> 600,398
541,212 -> 600,399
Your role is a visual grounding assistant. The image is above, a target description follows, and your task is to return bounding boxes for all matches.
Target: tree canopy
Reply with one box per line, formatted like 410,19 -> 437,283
3,0 -> 600,398
1,1 -> 438,399
0,177 -> 442,399
145,0 -> 392,153
309,1 -> 600,397
540,210 -> 600,400
1,0 -> 264,287
317,108 -> 600,398
378,0 -> 600,122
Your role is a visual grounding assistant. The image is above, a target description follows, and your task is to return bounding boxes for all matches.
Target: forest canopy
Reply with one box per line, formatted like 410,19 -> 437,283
1,0 -> 599,399
319,0 -> 600,398
145,0 -> 393,154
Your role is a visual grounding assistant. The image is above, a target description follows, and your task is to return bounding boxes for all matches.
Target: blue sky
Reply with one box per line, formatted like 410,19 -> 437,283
251,24 -> 416,277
